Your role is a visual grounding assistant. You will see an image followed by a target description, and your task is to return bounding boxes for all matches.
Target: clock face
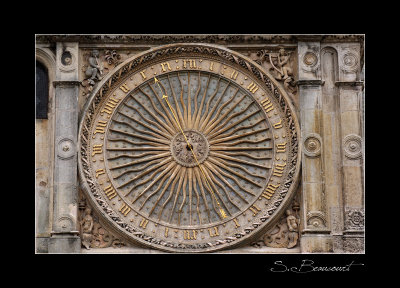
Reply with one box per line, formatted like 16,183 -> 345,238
78,44 -> 301,252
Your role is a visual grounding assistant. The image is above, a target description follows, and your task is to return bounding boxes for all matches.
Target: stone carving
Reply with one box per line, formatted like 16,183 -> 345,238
341,50 -> 359,73
306,210 -> 327,228
255,48 -> 297,95
302,51 -> 319,72
262,201 -> 300,248
85,50 -> 104,87
80,207 -> 94,249
303,133 -> 322,157
344,208 -> 364,231
104,49 -> 121,66
78,192 -> 126,249
56,137 -> 75,160
343,134 -> 362,159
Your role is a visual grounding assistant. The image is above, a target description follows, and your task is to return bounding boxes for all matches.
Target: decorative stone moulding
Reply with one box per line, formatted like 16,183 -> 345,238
301,50 -> 319,73
341,49 -> 359,73
343,134 -> 362,160
56,136 -> 75,160
303,133 -> 322,157
306,210 -> 327,228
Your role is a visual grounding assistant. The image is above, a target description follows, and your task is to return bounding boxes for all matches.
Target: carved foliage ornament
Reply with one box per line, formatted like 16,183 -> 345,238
78,43 -> 301,252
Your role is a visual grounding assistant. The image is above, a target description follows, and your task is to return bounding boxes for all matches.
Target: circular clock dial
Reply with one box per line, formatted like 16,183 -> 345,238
79,44 -> 300,252
106,71 -> 272,228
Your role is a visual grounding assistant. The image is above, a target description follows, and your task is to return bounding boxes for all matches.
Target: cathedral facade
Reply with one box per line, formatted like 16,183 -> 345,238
35,34 -> 365,253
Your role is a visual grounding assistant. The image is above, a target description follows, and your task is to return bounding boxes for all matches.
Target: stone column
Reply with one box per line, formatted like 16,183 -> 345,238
297,40 -> 332,252
320,46 -> 344,252
48,42 -> 81,253
336,44 -> 364,253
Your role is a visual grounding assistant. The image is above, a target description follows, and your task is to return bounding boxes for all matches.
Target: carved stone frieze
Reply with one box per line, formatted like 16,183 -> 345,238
78,190 -> 126,249
344,208 -> 364,231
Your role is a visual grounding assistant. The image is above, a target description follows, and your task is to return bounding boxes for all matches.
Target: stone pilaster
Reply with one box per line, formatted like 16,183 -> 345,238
336,43 -> 364,253
297,41 -> 332,252
320,46 -> 344,252
48,42 -> 81,253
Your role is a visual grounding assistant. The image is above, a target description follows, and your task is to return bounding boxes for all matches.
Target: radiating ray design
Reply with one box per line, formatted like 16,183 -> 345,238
105,71 -> 274,227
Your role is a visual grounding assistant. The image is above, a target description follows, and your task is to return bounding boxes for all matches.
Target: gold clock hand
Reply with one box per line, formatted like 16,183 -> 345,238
154,77 -> 227,219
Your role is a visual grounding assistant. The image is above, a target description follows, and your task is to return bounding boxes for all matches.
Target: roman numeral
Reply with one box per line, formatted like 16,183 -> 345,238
104,184 -> 117,200
93,120 -> 107,135
183,230 -> 197,240
249,204 -> 261,216
92,144 -> 103,156
276,142 -> 287,153
272,162 -> 286,177
95,168 -> 105,178
160,62 -> 172,72
208,227 -> 219,237
230,70 -> 238,80
101,96 -> 120,115
139,217 -> 149,229
261,97 -> 274,113
183,59 -> 197,69
119,203 -> 131,216
247,82 -> 259,93
119,83 -> 130,93
261,182 -> 280,199
273,119 -> 283,129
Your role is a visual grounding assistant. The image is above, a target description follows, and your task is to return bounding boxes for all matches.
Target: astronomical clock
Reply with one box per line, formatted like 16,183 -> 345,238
78,43 -> 301,252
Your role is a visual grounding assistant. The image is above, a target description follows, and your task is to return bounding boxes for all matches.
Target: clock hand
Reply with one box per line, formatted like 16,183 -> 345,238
154,77 -> 227,219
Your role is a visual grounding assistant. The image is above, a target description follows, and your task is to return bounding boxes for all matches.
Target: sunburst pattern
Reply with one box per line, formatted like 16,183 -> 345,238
105,71 -> 273,227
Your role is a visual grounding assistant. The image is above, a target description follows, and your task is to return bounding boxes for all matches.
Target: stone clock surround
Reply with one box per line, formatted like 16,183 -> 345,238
35,35 -> 364,253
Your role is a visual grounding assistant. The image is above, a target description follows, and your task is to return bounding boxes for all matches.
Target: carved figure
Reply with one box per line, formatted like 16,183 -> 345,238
286,209 -> 300,248
271,48 -> 293,81
85,50 -> 103,85
80,207 -> 94,249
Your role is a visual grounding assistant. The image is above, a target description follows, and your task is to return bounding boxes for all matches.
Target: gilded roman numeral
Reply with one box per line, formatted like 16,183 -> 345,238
165,227 -> 169,238
209,62 -> 214,71
140,69 -> 147,80
119,203 -> 131,216
249,204 -> 261,216
233,218 -> 240,228
230,70 -> 238,80
261,182 -> 280,199
276,142 -> 287,153
208,227 -> 219,237
160,62 -> 172,72
183,230 -> 197,240
273,119 -> 283,129
95,168 -> 105,178
93,120 -> 107,135
101,96 -> 120,115
119,83 -> 130,93
104,184 -> 117,200
247,82 -> 259,94
139,217 -> 149,229
183,59 -> 197,69
92,144 -> 103,156
272,162 -> 286,177
261,97 -> 274,113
